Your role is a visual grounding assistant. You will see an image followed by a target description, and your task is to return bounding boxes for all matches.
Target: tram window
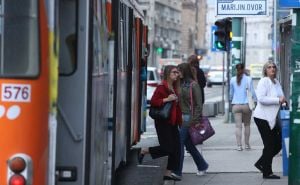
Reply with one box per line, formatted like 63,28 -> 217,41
0,0 -> 39,77
58,0 -> 77,75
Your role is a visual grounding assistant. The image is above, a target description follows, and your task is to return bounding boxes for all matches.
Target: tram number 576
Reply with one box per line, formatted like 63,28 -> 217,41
1,84 -> 31,102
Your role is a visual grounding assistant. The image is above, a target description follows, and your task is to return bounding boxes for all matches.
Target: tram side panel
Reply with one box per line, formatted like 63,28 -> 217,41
88,0 -> 111,184
133,17 -> 143,143
114,2 -> 130,168
141,25 -> 149,132
111,0 -> 147,170
89,68 -> 110,184
0,1 -> 49,185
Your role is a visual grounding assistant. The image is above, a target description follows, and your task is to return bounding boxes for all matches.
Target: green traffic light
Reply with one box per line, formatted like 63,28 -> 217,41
215,41 -> 225,50
156,47 -> 163,53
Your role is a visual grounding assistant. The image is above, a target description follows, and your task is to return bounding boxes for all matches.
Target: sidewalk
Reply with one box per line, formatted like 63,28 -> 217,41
134,114 -> 288,185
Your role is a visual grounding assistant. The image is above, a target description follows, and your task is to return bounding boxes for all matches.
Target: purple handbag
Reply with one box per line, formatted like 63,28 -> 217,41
188,81 -> 215,145
189,116 -> 215,145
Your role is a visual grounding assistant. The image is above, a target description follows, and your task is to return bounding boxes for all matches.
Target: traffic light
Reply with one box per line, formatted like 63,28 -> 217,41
156,47 -> 163,54
214,17 -> 232,51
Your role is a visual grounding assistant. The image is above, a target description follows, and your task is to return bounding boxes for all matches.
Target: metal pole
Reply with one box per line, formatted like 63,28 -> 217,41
222,51 -> 225,115
225,17 -> 243,123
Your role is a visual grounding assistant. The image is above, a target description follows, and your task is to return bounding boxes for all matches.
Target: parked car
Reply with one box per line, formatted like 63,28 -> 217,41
147,67 -> 160,106
207,68 -> 227,87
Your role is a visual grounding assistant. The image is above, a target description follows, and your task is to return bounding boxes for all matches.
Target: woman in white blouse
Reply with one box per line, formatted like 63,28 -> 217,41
253,61 -> 286,179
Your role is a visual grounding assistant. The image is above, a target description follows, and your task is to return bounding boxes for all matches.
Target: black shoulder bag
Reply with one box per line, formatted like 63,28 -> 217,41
149,102 -> 172,120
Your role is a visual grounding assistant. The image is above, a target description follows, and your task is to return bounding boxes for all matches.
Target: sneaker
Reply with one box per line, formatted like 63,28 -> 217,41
196,170 -> 206,176
245,144 -> 251,150
236,145 -> 243,151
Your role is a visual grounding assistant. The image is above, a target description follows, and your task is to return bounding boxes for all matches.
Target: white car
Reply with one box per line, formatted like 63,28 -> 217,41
207,70 -> 227,87
147,67 -> 160,106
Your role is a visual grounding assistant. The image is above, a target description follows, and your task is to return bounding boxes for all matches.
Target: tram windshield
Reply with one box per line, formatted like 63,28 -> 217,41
0,0 -> 39,77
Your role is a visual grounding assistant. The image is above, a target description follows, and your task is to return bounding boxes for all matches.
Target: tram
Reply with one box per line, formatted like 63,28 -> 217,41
0,0 -> 148,185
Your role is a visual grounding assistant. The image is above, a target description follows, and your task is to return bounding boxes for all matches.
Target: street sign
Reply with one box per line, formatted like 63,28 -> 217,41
279,0 -> 300,8
216,0 -> 267,17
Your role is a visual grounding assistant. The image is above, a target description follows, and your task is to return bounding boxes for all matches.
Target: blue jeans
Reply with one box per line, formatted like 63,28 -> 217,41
174,115 -> 208,176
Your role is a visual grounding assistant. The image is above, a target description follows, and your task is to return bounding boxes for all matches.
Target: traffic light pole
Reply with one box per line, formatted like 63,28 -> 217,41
225,17 -> 243,123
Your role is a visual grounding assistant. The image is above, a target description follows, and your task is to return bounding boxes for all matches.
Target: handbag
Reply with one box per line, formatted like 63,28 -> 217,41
187,81 -> 215,145
189,116 -> 215,145
246,77 -> 255,110
149,102 -> 172,120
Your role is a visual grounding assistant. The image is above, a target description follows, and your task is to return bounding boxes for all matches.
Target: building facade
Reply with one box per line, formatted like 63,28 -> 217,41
181,0 -> 207,60
138,0 -> 182,67
138,0 -> 207,67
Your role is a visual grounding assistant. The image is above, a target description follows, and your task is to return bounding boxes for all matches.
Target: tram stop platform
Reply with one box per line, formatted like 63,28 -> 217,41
116,114 -> 288,185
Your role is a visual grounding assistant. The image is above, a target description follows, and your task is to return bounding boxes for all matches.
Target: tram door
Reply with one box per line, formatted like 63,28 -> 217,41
55,1 -> 111,185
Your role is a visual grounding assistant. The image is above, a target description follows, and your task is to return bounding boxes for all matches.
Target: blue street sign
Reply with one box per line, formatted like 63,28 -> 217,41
211,26 -> 220,52
279,0 -> 300,8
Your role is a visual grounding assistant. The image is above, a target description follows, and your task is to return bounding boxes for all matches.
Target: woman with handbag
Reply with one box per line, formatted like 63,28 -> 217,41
229,63 -> 257,151
171,62 -> 209,180
253,61 -> 285,179
138,65 -> 182,181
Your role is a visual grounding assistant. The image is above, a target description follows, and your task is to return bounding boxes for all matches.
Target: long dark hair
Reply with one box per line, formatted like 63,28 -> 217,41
178,63 -> 194,82
236,63 -> 244,85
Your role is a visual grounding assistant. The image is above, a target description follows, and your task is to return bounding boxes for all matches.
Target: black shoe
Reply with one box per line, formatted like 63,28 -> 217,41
137,149 -> 144,164
263,174 -> 280,179
170,173 -> 182,181
163,175 -> 181,181
254,163 -> 263,173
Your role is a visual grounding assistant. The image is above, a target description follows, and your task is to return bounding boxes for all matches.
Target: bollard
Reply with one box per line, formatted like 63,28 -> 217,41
279,106 -> 290,176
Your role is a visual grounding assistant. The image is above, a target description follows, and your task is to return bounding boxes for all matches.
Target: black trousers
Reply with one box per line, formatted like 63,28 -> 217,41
149,122 -> 180,171
254,117 -> 282,176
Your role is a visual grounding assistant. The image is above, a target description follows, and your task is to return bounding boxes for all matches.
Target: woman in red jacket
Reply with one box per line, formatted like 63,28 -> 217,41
139,65 -> 182,181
